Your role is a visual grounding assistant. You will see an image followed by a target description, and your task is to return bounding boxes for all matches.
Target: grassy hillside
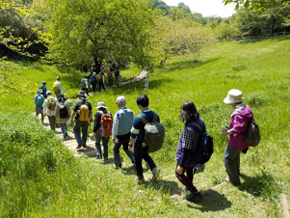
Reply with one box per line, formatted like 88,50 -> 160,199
0,35 -> 289,217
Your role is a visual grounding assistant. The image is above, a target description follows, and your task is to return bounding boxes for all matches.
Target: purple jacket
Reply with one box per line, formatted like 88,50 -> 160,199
228,105 -> 253,150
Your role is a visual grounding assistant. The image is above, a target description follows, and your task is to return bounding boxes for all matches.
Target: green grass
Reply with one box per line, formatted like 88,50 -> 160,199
0,35 -> 289,217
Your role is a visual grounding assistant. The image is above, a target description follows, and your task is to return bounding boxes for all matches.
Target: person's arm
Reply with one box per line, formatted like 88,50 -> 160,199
112,112 -> 120,143
58,82 -> 65,93
93,112 -> 101,133
43,100 -> 47,115
128,116 -> 141,150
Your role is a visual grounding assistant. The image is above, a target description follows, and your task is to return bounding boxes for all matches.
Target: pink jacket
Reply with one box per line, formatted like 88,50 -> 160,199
228,105 -> 253,150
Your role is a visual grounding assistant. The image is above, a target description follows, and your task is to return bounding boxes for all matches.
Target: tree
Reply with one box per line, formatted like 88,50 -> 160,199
223,0 -> 290,10
37,0 -> 156,72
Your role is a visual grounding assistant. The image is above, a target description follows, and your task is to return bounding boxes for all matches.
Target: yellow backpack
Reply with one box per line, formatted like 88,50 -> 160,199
52,82 -> 59,92
79,104 -> 90,121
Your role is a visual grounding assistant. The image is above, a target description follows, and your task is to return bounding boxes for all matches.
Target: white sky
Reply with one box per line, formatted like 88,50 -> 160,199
162,0 -> 236,17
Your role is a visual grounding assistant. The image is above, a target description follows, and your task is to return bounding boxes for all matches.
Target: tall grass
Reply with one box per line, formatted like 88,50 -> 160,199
0,35 -> 289,217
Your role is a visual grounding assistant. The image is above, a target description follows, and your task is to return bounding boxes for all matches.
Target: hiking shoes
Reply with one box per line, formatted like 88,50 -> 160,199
76,145 -> 82,149
185,192 -> 202,203
135,177 -> 145,185
152,168 -> 160,180
225,177 -> 241,186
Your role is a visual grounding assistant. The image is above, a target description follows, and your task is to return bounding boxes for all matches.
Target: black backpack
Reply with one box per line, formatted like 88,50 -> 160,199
59,106 -> 68,119
243,118 -> 260,147
187,122 -> 214,164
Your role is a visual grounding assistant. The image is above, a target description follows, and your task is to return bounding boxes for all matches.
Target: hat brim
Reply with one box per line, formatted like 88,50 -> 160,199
96,106 -> 107,109
223,96 -> 232,104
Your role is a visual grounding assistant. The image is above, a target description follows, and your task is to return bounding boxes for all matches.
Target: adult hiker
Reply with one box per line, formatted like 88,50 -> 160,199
38,81 -> 47,98
112,96 -> 135,169
34,88 -> 44,123
52,77 -> 65,97
55,94 -> 71,139
221,89 -> 253,186
128,94 -> 160,184
98,72 -> 106,92
81,76 -> 89,96
43,91 -> 57,131
70,91 -> 93,149
90,72 -> 97,92
92,102 -> 113,160
114,67 -> 121,86
175,100 -> 205,203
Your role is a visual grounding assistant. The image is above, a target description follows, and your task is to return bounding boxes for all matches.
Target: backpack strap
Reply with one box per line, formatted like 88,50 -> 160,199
137,114 -> 148,125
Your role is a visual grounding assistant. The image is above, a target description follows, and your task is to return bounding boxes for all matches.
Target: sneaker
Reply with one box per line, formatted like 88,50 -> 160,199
152,167 -> 160,180
76,145 -> 82,149
96,156 -> 102,160
135,177 -> 145,185
83,144 -> 87,148
114,164 -> 121,169
185,192 -> 202,203
225,177 -> 241,186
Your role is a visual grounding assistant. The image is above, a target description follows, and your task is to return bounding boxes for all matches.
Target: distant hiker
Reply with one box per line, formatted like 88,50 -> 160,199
81,76 -> 89,96
92,102 -> 113,160
175,101 -> 205,203
38,81 -> 47,98
34,89 -> 44,123
90,72 -> 97,92
98,72 -> 106,92
114,67 -> 120,86
112,96 -> 135,169
222,89 -> 253,186
70,91 -> 92,149
107,69 -> 113,87
55,94 -> 71,139
129,94 -> 160,184
53,77 -> 65,97
43,91 -> 58,131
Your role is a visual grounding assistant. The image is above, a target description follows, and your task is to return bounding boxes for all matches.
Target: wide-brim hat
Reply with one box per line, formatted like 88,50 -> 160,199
96,102 -> 107,109
77,91 -> 86,98
223,89 -> 243,104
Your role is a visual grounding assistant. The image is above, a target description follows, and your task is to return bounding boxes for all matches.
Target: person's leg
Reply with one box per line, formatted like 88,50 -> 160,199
121,133 -> 135,164
47,115 -> 55,131
102,136 -> 109,159
113,138 -> 122,167
102,82 -> 106,91
60,123 -> 66,137
95,133 -> 103,158
224,144 -> 241,184
134,144 -> 145,180
81,121 -> 89,146
175,165 -> 198,193
73,120 -> 82,147
98,82 -> 101,92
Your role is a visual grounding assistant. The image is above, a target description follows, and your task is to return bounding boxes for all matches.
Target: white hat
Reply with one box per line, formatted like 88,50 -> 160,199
116,96 -> 126,105
223,89 -> 243,104
96,102 -> 107,109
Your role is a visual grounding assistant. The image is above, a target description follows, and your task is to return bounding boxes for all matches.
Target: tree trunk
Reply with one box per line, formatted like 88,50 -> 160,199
93,56 -> 103,74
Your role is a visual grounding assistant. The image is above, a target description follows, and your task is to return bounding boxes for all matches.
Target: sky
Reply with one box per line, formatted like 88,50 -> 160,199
162,0 -> 236,18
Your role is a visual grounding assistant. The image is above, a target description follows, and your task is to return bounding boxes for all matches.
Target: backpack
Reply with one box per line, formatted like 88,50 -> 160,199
90,75 -> 96,84
81,78 -> 87,88
107,71 -> 113,78
48,98 -> 56,110
36,94 -> 44,107
98,74 -> 103,82
59,106 -> 68,119
137,113 -> 165,153
243,118 -> 260,147
99,111 -> 113,137
78,102 -> 90,122
188,122 -> 214,164
52,81 -> 59,92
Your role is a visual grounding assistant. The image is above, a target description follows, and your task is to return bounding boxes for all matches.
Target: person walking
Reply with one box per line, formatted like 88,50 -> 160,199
53,77 -> 65,97
81,76 -> 89,96
222,89 -> 253,186
34,89 -> 44,123
70,91 -> 93,149
55,94 -> 71,139
90,72 -> 97,92
128,94 -> 160,184
175,100 -> 204,203
92,102 -> 113,160
98,72 -> 106,92
43,91 -> 57,131
112,96 -> 135,169
38,81 -> 47,98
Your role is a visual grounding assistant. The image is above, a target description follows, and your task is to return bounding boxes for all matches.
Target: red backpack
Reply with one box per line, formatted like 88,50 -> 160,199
98,74 -> 103,82
99,111 -> 113,137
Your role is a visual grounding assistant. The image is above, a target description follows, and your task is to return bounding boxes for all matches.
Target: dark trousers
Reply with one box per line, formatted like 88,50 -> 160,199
91,82 -> 97,92
81,87 -> 89,96
134,144 -> 156,180
98,81 -> 106,91
113,133 -> 135,167
175,164 -> 198,193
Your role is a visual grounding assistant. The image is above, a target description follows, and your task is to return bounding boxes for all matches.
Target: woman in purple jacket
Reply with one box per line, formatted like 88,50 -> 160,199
175,101 -> 204,203
222,89 -> 253,186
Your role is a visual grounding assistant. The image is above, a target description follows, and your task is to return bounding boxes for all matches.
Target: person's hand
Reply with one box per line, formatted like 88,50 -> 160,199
176,166 -> 183,175
128,143 -> 133,151
221,130 -> 228,136
89,117 -> 93,122
69,120 -> 73,126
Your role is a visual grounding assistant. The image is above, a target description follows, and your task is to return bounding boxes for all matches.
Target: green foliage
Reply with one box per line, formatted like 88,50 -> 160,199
223,0 -> 290,11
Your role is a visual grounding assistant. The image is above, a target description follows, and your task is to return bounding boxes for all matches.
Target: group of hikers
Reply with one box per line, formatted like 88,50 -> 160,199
35,81 -> 256,203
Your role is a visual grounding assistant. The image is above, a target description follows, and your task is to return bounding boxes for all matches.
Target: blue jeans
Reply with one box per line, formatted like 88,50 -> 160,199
113,133 -> 135,167
224,144 -> 241,184
60,123 -> 68,137
95,132 -> 109,159
134,143 -> 156,180
73,120 -> 89,146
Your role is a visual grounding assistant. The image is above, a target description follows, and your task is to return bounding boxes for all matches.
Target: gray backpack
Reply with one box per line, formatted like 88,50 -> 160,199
138,113 -> 165,153
243,118 -> 260,147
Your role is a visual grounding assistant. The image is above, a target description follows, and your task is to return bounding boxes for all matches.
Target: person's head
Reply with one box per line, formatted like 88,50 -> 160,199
56,77 -> 60,81
116,96 -> 126,108
136,94 -> 149,108
42,81 -> 47,86
179,101 -> 200,123
96,102 -> 108,111
223,89 -> 243,107
57,94 -> 66,103
93,72 -> 96,75
77,91 -> 86,99
46,91 -> 52,96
